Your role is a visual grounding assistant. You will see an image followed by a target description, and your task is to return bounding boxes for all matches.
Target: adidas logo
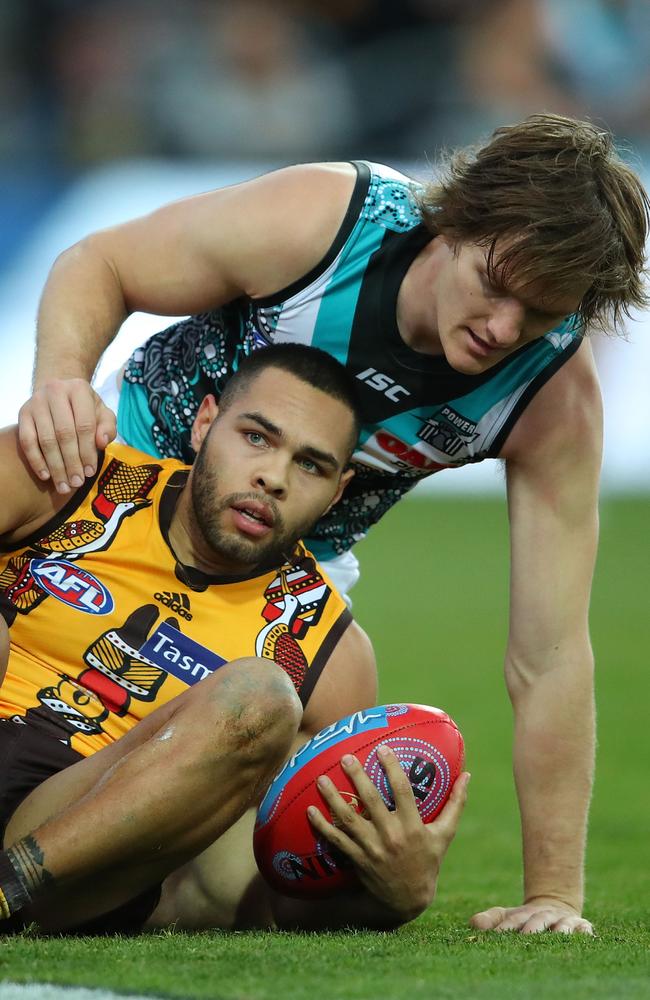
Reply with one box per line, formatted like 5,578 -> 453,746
153,591 -> 193,621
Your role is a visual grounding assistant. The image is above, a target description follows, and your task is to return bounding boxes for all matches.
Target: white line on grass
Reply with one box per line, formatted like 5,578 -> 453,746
1,985 -> 168,1000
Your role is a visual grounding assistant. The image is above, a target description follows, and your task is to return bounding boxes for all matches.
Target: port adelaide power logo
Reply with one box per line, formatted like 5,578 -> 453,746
417,405 -> 479,458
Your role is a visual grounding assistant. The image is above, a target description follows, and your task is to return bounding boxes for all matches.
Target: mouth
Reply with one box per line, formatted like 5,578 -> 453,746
465,327 -> 500,358
230,499 -> 275,538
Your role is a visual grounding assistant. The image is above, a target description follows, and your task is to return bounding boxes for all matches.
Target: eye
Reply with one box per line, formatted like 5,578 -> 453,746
245,431 -> 267,447
297,456 -> 321,475
478,267 -> 502,295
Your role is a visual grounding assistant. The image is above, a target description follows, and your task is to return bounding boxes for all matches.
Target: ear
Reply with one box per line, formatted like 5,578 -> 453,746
190,395 -> 219,453
325,466 -> 355,513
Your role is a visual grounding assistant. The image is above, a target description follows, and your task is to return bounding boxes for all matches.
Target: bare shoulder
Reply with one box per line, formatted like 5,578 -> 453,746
300,618 -> 378,737
0,426 -> 69,541
500,340 -> 603,467
243,161 -> 358,207
227,162 -> 359,298
89,161 -> 360,314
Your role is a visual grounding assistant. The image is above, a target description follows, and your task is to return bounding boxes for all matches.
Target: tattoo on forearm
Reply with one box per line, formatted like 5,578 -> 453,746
8,835 -> 54,895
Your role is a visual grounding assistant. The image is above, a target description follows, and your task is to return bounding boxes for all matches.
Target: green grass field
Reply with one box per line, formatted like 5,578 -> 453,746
1,495 -> 649,999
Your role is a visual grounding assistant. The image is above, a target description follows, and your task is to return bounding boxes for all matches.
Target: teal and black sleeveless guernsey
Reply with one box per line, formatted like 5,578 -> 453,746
119,161 -> 582,562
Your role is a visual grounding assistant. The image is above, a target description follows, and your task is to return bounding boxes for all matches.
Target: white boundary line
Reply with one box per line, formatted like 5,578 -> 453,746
1,984 -> 168,1000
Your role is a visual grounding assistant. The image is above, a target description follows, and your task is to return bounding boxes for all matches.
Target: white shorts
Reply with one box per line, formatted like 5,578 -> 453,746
319,550 -> 360,603
94,367 -> 360,601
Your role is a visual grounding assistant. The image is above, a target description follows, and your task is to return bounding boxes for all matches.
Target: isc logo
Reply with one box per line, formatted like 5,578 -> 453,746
30,558 -> 114,615
356,368 -> 410,402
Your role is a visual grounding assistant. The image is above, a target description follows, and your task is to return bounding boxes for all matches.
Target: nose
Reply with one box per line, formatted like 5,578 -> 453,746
486,297 -> 525,346
252,457 -> 288,499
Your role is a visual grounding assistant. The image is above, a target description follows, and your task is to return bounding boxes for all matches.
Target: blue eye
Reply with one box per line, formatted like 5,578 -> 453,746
245,431 -> 266,446
298,457 -> 320,474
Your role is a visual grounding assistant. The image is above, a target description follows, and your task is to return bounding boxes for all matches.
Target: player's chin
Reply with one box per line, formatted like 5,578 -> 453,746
211,529 -> 274,568
446,330 -> 505,375
236,534 -> 278,564
442,343 -> 484,376
239,532 -> 291,569
450,349 -> 499,376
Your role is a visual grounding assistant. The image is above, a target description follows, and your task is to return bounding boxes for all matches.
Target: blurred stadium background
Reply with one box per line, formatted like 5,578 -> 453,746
1,0 -> 650,494
1,4 -> 649,995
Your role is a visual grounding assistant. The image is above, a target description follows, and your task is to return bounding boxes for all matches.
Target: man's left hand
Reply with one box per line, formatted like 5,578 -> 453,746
470,898 -> 594,935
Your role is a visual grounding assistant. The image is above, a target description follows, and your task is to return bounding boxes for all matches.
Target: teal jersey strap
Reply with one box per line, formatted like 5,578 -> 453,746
117,381 -> 163,458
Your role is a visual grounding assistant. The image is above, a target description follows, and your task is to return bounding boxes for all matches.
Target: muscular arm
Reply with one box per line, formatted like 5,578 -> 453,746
472,343 -> 601,934
34,162 -> 357,386
22,163 -> 357,488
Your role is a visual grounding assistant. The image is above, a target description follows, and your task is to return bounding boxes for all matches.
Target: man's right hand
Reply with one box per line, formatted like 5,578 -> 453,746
18,378 -> 117,494
308,748 -> 470,923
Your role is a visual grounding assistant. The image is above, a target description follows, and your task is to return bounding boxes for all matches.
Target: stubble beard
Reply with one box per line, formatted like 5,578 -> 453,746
190,453 -> 316,572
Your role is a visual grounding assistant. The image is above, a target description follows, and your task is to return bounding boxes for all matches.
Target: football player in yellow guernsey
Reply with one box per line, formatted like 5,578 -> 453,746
0,344 -> 469,935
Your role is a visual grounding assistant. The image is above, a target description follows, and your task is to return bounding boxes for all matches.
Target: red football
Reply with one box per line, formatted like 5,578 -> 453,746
253,703 -> 464,898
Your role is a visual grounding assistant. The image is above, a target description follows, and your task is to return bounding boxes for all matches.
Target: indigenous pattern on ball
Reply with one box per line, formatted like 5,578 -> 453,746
272,850 -> 304,881
364,736 -> 451,821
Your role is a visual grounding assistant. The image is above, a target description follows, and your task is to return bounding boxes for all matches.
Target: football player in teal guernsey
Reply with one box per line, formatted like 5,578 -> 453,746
18,114 -> 650,935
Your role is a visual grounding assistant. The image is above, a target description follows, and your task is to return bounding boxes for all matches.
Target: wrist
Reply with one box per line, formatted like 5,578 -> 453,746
524,893 -> 581,915
375,877 -> 438,924
32,372 -> 93,392
523,861 -> 584,914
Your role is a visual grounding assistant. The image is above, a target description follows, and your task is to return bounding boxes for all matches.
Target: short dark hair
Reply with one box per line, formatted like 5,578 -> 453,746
418,114 -> 650,331
218,344 -> 361,457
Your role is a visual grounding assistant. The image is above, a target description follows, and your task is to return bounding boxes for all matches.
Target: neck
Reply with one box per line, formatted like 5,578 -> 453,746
396,238 -> 445,355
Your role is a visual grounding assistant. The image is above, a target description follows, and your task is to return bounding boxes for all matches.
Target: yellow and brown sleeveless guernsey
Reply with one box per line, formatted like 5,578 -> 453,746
0,443 -> 351,758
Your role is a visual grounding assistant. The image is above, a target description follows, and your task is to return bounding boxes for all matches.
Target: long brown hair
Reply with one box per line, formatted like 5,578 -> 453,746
417,114 -> 650,331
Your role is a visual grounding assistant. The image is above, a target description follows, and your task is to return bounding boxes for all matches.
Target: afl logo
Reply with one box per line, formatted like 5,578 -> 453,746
30,558 -> 114,615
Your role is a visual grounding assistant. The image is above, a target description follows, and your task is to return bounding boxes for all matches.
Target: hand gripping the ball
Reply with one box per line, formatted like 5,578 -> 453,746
307,746 -> 470,923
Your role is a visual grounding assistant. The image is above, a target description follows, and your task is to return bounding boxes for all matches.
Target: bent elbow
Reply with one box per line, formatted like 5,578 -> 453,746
504,642 -> 595,703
